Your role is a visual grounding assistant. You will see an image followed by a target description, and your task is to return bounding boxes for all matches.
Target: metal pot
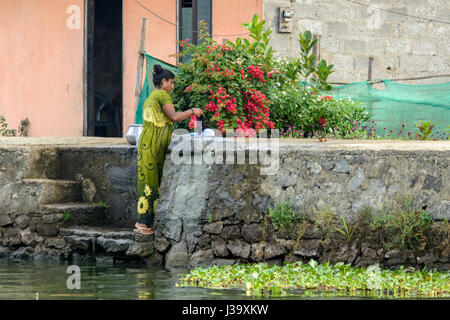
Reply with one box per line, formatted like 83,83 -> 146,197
126,124 -> 143,145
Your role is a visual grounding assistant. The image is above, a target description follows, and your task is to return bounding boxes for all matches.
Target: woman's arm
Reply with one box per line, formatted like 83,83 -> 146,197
162,104 -> 203,122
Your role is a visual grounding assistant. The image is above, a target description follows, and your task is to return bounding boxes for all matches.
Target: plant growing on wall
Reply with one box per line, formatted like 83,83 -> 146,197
0,115 -> 17,136
415,120 -> 435,140
0,116 -> 30,137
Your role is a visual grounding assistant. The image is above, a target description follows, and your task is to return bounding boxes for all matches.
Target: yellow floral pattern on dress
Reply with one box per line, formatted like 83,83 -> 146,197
142,90 -> 174,127
153,199 -> 158,215
144,185 -> 152,197
137,196 -> 149,215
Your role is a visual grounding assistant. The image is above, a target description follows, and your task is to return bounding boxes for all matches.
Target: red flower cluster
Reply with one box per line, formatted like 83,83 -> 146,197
318,117 -> 328,128
247,65 -> 266,83
206,44 -> 233,53
321,95 -> 334,101
243,89 -> 274,130
189,115 -> 197,129
267,70 -> 281,78
240,68 -> 246,79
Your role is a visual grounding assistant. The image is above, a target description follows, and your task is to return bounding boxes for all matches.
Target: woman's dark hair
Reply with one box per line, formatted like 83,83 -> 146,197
152,64 -> 175,87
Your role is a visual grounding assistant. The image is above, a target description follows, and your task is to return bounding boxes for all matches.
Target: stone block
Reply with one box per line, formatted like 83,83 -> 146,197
3,227 -> 22,246
0,214 -> 13,227
188,249 -> 215,268
162,219 -> 183,242
326,22 -> 347,37
331,54 -> 354,70
226,239 -> 251,258
343,40 -> 366,53
203,221 -> 224,235
97,237 -> 132,253
348,169 -> 365,191
298,20 -> 323,35
165,241 -> 189,268
126,242 -> 153,257
211,237 -> 229,257
44,237 -> 67,249
250,243 -> 265,262
15,215 -> 30,229
294,239 -> 321,258
402,55 -> 429,72
264,240 -> 287,259
222,225 -> 241,240
385,39 -> 411,54
197,234 -> 211,249
154,238 -> 170,252
20,229 -> 44,246
241,224 -> 263,243
429,56 -> 450,72
36,223 -> 59,237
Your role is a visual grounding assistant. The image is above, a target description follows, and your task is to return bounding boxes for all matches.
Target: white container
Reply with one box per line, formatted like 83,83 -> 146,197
126,124 -> 143,145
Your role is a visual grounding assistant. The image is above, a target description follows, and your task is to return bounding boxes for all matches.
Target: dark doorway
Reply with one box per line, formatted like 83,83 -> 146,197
84,0 -> 123,137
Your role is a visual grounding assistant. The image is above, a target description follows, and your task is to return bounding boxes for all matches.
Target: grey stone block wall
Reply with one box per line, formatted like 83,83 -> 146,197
153,136 -> 450,270
264,0 -> 450,84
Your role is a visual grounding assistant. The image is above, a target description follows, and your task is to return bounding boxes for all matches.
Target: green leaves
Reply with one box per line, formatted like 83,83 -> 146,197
0,115 -> 18,137
415,120 -> 435,140
335,216 -> 356,245
179,261 -> 450,298
268,202 -> 299,232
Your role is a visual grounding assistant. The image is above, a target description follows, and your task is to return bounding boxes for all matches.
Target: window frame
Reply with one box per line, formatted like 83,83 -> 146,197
178,0 -> 212,63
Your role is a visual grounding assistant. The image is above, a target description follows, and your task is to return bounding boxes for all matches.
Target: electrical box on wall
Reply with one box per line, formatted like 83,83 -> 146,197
279,7 -> 294,33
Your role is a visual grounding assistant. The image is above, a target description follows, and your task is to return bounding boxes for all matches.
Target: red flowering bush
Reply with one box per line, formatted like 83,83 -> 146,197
172,15 -> 278,136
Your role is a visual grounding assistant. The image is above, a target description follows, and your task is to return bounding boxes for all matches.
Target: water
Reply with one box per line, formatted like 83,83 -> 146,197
0,258 -> 440,300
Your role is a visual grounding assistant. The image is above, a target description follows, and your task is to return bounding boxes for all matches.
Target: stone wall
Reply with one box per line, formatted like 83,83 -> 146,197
154,136 -> 449,270
0,141 -> 141,261
264,0 -> 450,84
0,144 -> 137,227
1,138 -> 449,270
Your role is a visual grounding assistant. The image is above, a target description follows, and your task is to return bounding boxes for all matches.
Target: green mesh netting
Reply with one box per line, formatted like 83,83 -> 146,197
332,80 -> 450,138
135,53 -> 179,124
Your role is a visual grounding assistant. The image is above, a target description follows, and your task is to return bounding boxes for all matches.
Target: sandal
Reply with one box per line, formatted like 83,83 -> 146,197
134,223 -> 155,235
135,223 -> 151,230
133,227 -> 154,235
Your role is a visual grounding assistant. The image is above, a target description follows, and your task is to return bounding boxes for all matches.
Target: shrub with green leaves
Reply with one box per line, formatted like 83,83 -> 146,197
273,88 -> 370,139
267,202 -> 299,232
371,197 -> 433,252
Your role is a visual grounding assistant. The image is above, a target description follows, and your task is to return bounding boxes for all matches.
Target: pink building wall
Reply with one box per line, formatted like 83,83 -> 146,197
1,0 -> 263,137
0,0 -> 85,137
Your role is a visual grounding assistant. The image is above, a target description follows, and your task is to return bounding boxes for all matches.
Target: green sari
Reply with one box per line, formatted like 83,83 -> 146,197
137,90 -> 174,227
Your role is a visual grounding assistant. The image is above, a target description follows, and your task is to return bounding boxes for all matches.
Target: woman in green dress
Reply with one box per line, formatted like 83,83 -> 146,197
134,64 -> 203,235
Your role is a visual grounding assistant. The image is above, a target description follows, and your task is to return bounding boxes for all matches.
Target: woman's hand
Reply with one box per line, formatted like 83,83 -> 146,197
192,108 -> 203,117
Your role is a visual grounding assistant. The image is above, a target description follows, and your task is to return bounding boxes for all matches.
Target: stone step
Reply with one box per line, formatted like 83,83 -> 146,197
20,179 -> 82,206
59,226 -> 154,256
40,202 -> 110,227
22,147 -> 61,179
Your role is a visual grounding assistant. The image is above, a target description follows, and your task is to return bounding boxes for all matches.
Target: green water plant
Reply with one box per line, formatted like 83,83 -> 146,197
179,261 -> 450,298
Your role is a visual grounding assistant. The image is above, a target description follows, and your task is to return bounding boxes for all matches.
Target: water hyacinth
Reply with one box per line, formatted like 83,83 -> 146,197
178,261 -> 450,298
